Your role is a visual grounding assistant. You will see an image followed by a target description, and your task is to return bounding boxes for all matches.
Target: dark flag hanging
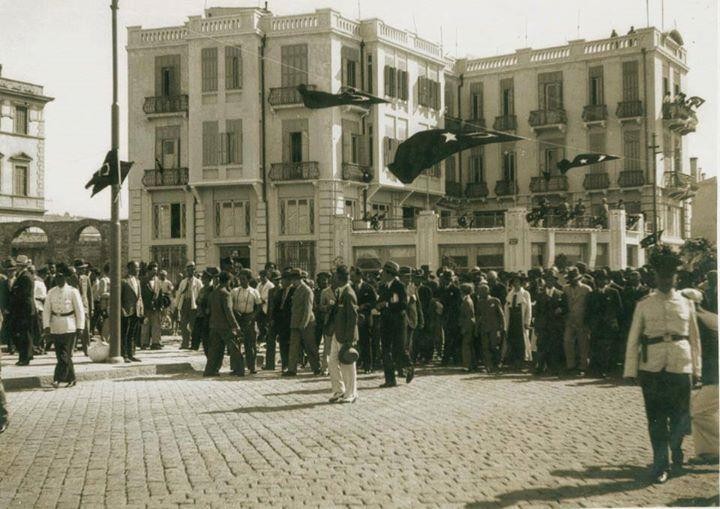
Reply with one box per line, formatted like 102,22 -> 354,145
297,84 -> 389,109
387,128 -> 522,184
557,153 -> 620,174
85,149 -> 134,197
640,230 -> 663,248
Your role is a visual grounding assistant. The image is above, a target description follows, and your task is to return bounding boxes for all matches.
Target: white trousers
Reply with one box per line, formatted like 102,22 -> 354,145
692,384 -> 719,457
329,336 -> 357,399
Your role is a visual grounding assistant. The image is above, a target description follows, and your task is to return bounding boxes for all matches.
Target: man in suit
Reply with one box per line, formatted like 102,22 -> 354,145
588,269 -> 623,378
285,268 -> 320,376
263,270 -> 282,370
174,262 -> 203,349
73,259 -> 94,356
0,260 -> 15,355
120,261 -> 143,363
474,283 -> 505,373
533,274 -> 568,376
377,261 -> 414,388
8,255 -> 36,365
351,268 -> 378,374
459,283 -> 477,372
329,265 -> 359,404
272,270 -> 295,372
231,269 -> 261,374
204,271 -> 242,376
413,269 -> 435,365
438,270 -> 462,366
140,262 -> 163,350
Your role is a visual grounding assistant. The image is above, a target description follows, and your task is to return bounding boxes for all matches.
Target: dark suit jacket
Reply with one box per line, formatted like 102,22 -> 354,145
272,284 -> 295,332
207,287 -> 239,332
378,278 -> 407,318
290,281 -> 314,330
121,277 -> 142,317
8,270 -> 36,332
533,287 -> 568,334
333,285 -> 358,344
459,295 -> 476,335
588,286 -> 622,330
474,296 -> 504,333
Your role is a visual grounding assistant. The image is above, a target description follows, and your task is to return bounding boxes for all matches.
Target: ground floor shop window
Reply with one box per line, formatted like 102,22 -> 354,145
151,244 -> 187,286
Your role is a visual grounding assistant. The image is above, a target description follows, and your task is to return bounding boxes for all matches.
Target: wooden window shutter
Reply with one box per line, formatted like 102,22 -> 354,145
358,134 -> 370,166
622,61 -> 639,101
342,120 -> 353,163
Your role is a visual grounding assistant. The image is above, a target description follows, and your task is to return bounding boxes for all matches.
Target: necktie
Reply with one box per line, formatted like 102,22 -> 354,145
512,293 -> 518,308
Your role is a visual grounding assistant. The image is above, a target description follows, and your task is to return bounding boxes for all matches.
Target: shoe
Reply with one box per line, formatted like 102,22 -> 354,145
150,344 -> 162,350
670,462 -> 684,476
15,361 -> 29,366
123,357 -> 131,363
231,372 -> 245,377
129,357 -> 142,362
249,370 -> 257,375
339,396 -> 357,404
379,381 -> 397,388
328,394 -> 343,403
281,371 -> 297,377
51,381 -> 60,389
652,470 -> 669,484
262,366 -> 275,371
66,380 -> 76,388
0,422 -> 7,434
203,372 -> 219,377
405,366 -> 415,384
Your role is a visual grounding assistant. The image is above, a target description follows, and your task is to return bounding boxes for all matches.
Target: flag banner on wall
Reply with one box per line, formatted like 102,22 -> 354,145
85,149 -> 134,197
297,84 -> 389,109
557,153 -> 620,174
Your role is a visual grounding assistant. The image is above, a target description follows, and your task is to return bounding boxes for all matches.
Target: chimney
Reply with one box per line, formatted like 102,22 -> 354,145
0,64 -> 3,77
690,157 -> 698,181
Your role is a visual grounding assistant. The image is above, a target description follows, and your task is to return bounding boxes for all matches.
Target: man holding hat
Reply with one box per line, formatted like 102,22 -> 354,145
624,246 -> 702,483
376,261 -> 414,387
174,262 -> 203,349
286,268 -> 321,376
328,265 -> 359,403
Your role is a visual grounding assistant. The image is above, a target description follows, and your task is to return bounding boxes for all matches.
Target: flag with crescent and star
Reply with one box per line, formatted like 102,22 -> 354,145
387,128 -> 522,184
297,84 -> 389,109
85,149 -> 134,197
556,153 -> 620,175
640,230 -> 663,248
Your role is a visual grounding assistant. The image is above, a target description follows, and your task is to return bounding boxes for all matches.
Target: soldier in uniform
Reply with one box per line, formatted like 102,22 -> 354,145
42,264 -> 84,388
624,247 -> 702,483
376,261 -> 414,387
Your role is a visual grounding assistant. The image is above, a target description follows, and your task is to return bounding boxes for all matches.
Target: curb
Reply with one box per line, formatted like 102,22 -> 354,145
2,361 -> 202,391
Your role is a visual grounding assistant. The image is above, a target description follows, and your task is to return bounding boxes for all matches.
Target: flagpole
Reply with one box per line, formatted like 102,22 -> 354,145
108,0 -> 123,363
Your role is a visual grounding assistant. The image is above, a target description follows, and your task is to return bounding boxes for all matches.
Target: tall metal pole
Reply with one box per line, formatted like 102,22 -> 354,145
650,132 -> 659,234
109,0 -> 123,363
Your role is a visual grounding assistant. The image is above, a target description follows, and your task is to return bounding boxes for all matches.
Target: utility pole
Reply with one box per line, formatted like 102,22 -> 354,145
649,132 -> 660,234
108,0 -> 123,363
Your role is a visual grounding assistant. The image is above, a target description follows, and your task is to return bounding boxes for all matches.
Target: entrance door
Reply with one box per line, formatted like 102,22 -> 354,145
161,139 -> 179,169
218,244 -> 250,271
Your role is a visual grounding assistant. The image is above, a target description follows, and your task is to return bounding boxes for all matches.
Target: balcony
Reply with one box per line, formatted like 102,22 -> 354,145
582,172 -> 610,190
530,175 -> 569,193
662,102 -> 698,135
352,217 -> 416,231
342,162 -> 373,183
616,100 -> 643,120
142,168 -> 189,187
542,214 -> 606,229
493,114 -> 518,131
663,171 -> 695,190
439,212 -> 504,229
268,85 -> 315,107
581,104 -> 608,125
528,109 -> 567,132
143,95 -> 188,115
465,181 -> 489,198
494,180 -> 518,196
618,170 -> 645,187
269,161 -> 319,181
445,181 -> 463,197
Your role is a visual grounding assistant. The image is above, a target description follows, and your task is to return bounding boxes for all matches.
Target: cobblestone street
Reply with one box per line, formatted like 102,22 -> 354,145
0,367 -> 717,508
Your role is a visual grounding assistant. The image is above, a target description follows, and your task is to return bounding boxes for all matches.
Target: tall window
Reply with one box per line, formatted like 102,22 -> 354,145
417,76 -> 439,108
290,133 -> 303,162
342,120 -> 361,164
225,46 -> 243,90
383,65 -> 397,97
445,85 -> 455,116
588,131 -> 606,171
673,137 -> 682,172
469,147 -> 484,183
588,66 -> 604,105
397,69 -> 408,101
445,156 -> 457,183
14,106 -> 28,135
341,47 -> 359,89
538,71 -> 563,110
215,200 -> 249,237
155,54 -> 180,97
282,119 -> 308,164
500,78 -> 514,115
622,61 -> 639,101
540,139 -> 564,175
202,121 -> 219,166
623,130 -> 641,171
153,203 -> 186,239
365,54 -> 373,93
281,44 -> 308,87
470,82 -> 484,120
502,150 -> 516,182
13,165 -> 28,196
155,125 -> 180,168
222,119 -> 242,165
201,47 -> 218,92
280,198 -> 314,235
673,69 -> 681,96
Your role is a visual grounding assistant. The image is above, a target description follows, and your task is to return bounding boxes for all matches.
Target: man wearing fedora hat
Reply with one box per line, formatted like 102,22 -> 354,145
0,259 -> 17,355
73,259 -> 94,356
377,260 -> 414,387
8,255 -> 36,366
328,265 -> 359,403
174,262 -> 204,350
624,246 -> 702,483
286,268 -> 321,376
563,266 -> 592,375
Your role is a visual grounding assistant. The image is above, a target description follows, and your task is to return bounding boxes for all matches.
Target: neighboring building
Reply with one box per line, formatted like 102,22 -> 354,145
691,173 -> 716,244
0,66 -> 53,222
127,8 -> 699,274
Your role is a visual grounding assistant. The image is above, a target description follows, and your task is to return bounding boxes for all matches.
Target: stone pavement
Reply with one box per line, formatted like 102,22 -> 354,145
0,367 -> 717,508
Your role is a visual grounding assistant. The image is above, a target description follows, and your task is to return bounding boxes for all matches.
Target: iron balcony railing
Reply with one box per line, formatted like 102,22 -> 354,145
528,109 -> 567,127
143,95 -> 189,115
352,217 -> 416,231
465,181 -> 489,198
541,214 -> 607,229
494,180 -> 518,196
581,104 -> 608,122
341,162 -> 373,182
438,212 -> 505,230
269,161 -> 319,181
529,175 -> 569,193
493,114 -> 518,131
663,171 -> 695,190
445,181 -> 463,197
618,170 -> 645,187
142,168 -> 189,187
616,100 -> 644,118
582,172 -> 610,190
268,85 -> 315,106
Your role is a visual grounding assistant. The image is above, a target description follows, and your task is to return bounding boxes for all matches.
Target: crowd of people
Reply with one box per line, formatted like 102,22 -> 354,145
0,250 -> 716,483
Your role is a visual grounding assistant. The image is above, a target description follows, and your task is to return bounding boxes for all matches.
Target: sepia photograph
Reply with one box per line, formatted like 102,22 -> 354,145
0,0 -> 717,507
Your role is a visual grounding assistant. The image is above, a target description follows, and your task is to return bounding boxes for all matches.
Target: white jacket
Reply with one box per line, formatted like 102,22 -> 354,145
43,284 -> 85,334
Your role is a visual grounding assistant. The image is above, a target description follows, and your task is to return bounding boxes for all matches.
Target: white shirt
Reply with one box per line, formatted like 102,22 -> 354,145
34,278 -> 47,312
43,284 -> 85,334
624,289 -> 702,378
231,285 -> 261,314
257,280 -> 275,314
174,276 -> 203,310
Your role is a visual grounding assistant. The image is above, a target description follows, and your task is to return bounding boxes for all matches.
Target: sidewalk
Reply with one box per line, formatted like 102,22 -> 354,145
1,337 -> 207,391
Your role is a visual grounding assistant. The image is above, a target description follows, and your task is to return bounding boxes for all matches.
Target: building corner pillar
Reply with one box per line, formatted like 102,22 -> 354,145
504,207 -> 530,272
608,208 -> 627,270
416,210 -> 438,270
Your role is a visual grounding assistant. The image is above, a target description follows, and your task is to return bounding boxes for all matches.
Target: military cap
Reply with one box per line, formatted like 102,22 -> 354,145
565,267 -> 582,281
16,255 -> 31,266
412,268 -> 425,278
186,261 -> 196,268
398,266 -> 413,276
382,261 -> 400,276
270,269 -> 282,281
55,262 -> 71,277
544,267 -> 560,280
204,266 -> 220,277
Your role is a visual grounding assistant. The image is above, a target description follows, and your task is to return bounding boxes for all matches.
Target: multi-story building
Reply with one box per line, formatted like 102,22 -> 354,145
127,6 -> 446,279
0,67 -> 53,222
127,8 -> 698,277
441,28 -> 695,268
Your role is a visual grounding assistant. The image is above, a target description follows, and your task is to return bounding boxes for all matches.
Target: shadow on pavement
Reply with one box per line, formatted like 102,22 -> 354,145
202,401 -> 325,414
263,385 -> 378,397
670,494 -> 720,507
